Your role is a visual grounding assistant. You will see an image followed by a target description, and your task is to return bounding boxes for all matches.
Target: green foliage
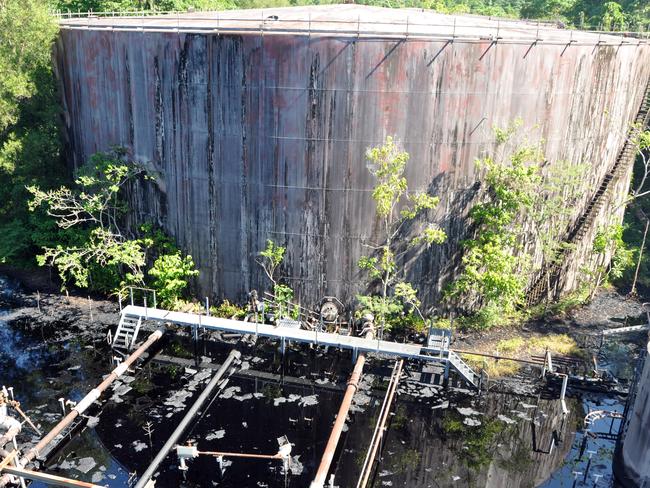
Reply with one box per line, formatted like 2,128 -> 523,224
51,0 -> 236,12
148,252 -> 199,308
273,283 -> 299,319
255,239 -> 298,320
450,121 -> 591,328
28,149 -> 150,290
448,124 -> 545,328
28,149 -> 197,298
0,1 -> 58,131
357,136 -> 446,335
210,299 -> 247,319
257,239 -> 285,286
592,223 -> 635,281
0,0 -> 65,266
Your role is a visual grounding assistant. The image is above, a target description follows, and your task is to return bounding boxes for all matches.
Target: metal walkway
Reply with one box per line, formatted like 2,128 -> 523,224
119,305 -> 478,387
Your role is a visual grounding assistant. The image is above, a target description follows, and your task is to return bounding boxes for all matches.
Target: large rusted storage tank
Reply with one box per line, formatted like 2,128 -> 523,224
55,6 -> 650,306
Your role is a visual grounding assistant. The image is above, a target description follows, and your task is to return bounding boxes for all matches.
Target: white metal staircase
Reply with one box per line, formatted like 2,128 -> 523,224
112,313 -> 142,351
447,350 -> 478,388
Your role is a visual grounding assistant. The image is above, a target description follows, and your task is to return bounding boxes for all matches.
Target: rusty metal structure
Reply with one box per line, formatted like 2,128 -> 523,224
54,6 -> 650,308
0,329 -> 165,488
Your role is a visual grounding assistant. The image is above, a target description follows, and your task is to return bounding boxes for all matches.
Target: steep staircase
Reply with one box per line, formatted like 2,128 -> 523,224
447,350 -> 478,387
111,313 -> 143,352
527,76 -> 650,305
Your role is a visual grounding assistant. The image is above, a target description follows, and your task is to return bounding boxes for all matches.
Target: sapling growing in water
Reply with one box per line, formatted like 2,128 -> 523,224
357,136 -> 447,338
256,239 -> 299,321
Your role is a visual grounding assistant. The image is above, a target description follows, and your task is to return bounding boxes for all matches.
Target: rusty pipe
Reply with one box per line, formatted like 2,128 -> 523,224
0,426 -> 20,453
356,359 -> 403,488
198,450 -> 282,460
0,329 -> 164,487
310,351 -> 368,487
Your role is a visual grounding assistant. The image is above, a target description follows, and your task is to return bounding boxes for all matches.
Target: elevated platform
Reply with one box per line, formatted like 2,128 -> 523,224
119,305 -> 478,387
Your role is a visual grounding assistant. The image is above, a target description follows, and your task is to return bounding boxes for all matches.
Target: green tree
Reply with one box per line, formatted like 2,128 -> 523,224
357,136 -> 446,337
148,252 -> 199,307
256,239 -> 298,320
52,0 -> 236,12
448,120 -> 542,328
587,223 -> 634,299
0,0 -> 64,265
27,149 -> 149,290
602,1 -> 625,30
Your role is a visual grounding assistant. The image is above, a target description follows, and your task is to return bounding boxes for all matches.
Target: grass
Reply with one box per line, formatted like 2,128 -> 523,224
495,337 -> 525,354
461,353 -> 521,378
526,285 -> 591,319
460,333 -> 585,378
527,334 -> 585,357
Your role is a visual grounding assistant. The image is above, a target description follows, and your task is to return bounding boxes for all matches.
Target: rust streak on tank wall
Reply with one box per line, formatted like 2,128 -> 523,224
54,6 -> 650,307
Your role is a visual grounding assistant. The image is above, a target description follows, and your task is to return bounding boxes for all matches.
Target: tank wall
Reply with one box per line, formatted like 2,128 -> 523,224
616,343 -> 650,486
54,28 -> 650,305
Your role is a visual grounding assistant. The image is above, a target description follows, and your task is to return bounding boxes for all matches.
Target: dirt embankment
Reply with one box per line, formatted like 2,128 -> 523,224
449,290 -> 646,377
0,267 -> 120,344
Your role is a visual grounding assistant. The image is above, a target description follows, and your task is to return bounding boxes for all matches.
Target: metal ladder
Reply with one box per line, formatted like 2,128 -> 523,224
447,350 -> 478,388
527,75 -> 650,305
112,313 -> 142,351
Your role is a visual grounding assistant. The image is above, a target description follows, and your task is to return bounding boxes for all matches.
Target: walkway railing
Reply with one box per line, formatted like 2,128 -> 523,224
53,9 -> 650,46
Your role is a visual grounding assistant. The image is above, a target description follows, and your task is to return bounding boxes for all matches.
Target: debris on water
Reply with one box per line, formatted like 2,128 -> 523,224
497,414 -> 517,424
132,441 -> 148,452
205,429 -> 226,441
463,418 -> 482,426
75,457 -> 97,474
299,394 -> 318,407
219,386 -> 241,400
456,407 -> 481,416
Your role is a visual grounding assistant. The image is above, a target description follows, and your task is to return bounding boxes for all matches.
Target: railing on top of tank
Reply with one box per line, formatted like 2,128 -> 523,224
52,9 -> 650,45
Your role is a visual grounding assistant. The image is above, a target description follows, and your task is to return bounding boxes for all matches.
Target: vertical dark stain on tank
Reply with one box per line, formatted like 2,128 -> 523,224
341,39 -> 358,300
124,51 -> 135,147
153,56 -> 164,166
305,51 -> 322,296
240,41 -> 250,292
207,35 -> 217,297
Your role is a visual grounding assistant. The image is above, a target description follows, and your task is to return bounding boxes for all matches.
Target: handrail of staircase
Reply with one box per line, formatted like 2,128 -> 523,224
120,286 -> 157,310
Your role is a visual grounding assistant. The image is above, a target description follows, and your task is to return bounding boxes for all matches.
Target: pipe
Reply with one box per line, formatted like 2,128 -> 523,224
356,359 -> 403,488
0,329 -> 165,488
0,404 -> 22,445
197,450 -> 282,460
133,349 -> 241,488
453,349 -> 542,365
310,332 -> 372,488
2,466 -> 104,488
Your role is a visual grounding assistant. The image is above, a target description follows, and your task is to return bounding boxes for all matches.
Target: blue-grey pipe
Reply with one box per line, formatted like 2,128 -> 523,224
133,349 -> 241,488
